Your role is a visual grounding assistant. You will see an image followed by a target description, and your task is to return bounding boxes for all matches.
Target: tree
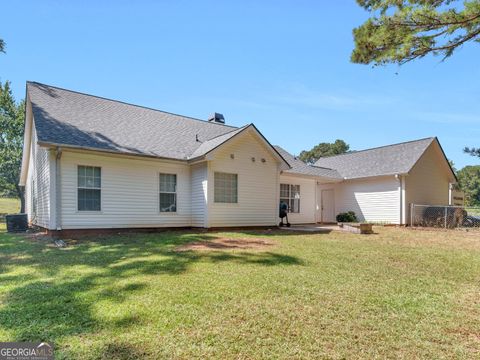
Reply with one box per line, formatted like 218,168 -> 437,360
0,38 -> 5,53
352,0 -> 480,65
457,165 -> 480,206
0,81 -> 25,210
448,159 -> 457,173
464,146 -> 480,158
299,140 -> 350,164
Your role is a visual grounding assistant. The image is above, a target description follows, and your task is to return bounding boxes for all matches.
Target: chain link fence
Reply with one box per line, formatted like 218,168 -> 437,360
411,204 -> 480,229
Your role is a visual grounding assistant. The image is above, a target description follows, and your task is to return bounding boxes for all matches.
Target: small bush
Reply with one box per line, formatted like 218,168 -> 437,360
336,211 -> 358,223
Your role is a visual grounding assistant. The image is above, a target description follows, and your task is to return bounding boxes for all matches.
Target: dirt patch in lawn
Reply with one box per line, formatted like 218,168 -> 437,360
175,237 -> 276,252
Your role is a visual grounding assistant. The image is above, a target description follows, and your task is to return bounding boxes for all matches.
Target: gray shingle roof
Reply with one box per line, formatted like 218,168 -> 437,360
27,82 -> 241,160
188,125 -> 249,159
274,146 -> 342,180
314,137 -> 436,179
26,82 -> 443,182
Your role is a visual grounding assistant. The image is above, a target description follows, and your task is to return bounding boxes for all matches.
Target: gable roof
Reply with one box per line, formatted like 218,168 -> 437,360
189,125 -> 290,167
26,81 -> 247,160
274,146 -> 342,180
188,125 -> 250,159
314,137 -> 441,180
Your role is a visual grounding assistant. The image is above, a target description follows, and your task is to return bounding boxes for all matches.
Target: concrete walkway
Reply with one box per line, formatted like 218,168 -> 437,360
279,224 -> 342,233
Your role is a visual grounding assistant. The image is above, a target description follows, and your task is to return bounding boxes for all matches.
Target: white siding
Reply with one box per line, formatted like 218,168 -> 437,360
191,162 -> 208,227
279,175 -> 317,224
60,151 -> 192,229
24,143 -> 33,222
25,140 -> 33,222
318,176 -> 401,224
208,131 -> 280,227
405,143 -> 451,223
25,124 -> 52,229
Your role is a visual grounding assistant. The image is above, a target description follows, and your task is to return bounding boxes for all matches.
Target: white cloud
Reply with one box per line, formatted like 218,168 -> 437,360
269,84 -> 398,110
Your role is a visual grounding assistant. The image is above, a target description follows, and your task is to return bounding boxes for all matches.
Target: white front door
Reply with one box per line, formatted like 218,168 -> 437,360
321,189 -> 335,223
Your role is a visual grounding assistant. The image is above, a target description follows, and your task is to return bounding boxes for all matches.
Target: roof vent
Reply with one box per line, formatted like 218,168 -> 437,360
208,112 -> 225,124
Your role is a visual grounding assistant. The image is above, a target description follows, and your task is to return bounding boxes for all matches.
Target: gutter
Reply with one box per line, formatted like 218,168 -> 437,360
37,141 -> 187,164
280,170 -> 343,183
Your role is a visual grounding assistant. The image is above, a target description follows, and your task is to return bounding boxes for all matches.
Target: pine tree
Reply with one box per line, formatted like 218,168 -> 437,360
0,81 -> 25,210
352,0 -> 480,65
352,1 -> 480,159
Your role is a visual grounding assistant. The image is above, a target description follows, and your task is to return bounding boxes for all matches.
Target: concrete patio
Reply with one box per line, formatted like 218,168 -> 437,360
279,223 -> 374,234
279,224 -> 341,233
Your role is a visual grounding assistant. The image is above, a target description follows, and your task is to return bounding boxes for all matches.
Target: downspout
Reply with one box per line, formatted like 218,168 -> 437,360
55,147 -> 63,230
205,161 -> 210,228
395,174 -> 403,225
395,174 -> 406,225
275,164 -> 280,226
448,183 -> 453,205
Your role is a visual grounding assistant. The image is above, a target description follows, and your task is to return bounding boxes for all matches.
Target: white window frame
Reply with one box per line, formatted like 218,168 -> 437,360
214,172 -> 238,204
77,165 -> 102,212
159,173 -> 177,213
280,184 -> 301,213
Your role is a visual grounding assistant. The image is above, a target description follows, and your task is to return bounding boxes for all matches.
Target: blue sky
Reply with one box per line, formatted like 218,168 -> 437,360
1,1 -> 479,168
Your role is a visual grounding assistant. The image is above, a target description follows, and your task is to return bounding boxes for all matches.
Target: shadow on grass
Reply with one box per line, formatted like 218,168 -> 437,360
216,228 -> 334,237
0,230 -> 304,342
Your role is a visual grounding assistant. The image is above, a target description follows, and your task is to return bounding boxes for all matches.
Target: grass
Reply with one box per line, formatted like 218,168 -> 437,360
466,207 -> 480,217
0,225 -> 479,359
0,197 -> 20,217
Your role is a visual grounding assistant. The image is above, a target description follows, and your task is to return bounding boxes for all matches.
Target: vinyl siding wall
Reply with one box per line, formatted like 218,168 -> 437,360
405,143 -> 451,223
25,124 -> 52,228
191,162 -> 208,227
279,175 -> 317,224
24,154 -> 33,222
24,140 -> 33,222
60,151 -> 192,229
318,176 -> 401,224
208,131 -> 280,227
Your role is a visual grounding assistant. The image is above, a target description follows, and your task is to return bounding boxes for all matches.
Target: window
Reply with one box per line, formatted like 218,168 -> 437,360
160,173 -> 177,212
214,172 -> 238,203
280,184 -> 300,213
78,166 -> 101,211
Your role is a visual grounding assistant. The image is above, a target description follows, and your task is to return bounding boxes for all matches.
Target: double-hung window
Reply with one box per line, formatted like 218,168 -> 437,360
280,184 -> 300,213
78,166 -> 101,211
159,173 -> 177,212
214,172 -> 238,203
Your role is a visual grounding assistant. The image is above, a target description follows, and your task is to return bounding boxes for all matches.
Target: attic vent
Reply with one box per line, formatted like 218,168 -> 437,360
208,112 -> 225,124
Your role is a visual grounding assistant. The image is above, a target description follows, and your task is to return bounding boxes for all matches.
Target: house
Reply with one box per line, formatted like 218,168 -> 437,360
281,137 -> 457,225
19,82 -> 457,232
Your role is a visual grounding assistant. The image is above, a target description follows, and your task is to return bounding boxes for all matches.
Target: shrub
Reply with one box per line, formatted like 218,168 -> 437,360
336,211 -> 358,223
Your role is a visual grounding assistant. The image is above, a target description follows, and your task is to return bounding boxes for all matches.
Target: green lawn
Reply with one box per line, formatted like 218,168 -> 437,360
0,197 -> 20,217
0,225 -> 479,359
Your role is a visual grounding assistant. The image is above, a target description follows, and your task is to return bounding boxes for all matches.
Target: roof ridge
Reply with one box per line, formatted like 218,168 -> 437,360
315,137 -> 435,162
26,81 -> 238,130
